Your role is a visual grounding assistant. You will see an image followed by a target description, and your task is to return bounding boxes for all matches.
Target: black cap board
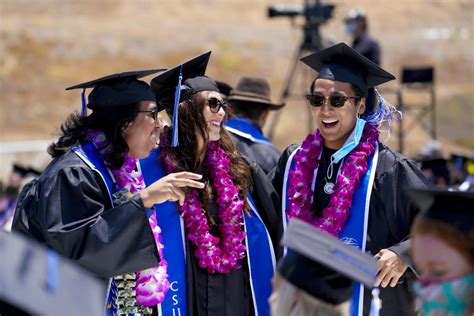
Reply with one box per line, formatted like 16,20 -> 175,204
300,42 -> 395,97
407,188 -> 474,233
278,218 -> 378,304
12,164 -> 41,178
66,68 -> 166,113
0,230 -> 105,315
150,51 -> 218,112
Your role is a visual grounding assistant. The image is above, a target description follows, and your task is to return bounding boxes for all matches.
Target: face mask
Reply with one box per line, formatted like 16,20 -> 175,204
346,23 -> 356,34
414,273 -> 474,315
331,117 -> 366,164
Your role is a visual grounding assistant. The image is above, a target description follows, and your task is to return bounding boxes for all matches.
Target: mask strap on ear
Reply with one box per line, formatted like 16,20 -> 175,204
171,64 -> 183,147
81,88 -> 87,117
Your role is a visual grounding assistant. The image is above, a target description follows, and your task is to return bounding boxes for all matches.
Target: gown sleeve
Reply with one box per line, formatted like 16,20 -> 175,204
13,163 -> 160,278
375,147 -> 430,272
268,144 -> 299,200
243,155 -> 284,259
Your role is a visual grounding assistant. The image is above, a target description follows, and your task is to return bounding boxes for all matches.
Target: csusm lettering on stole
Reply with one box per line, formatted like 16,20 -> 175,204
170,281 -> 181,316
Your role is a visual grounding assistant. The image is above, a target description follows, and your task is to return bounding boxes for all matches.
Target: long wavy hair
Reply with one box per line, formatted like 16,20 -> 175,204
48,104 -> 139,169
161,91 -> 252,212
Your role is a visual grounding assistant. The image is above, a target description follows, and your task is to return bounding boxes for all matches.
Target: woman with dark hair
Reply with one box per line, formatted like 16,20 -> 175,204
140,53 -> 281,316
270,43 -> 430,315
12,70 -> 206,315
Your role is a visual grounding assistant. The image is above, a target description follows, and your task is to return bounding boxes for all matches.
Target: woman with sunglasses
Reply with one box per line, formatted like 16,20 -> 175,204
270,43 -> 429,316
12,70 -> 207,315
140,52 -> 281,316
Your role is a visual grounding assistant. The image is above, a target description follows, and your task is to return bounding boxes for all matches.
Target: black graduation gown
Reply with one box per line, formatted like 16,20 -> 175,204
270,142 -> 430,316
12,150 -> 160,279
186,156 -> 282,316
228,132 -> 281,175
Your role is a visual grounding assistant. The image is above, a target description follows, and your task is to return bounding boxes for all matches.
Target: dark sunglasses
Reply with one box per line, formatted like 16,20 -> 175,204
306,94 -> 360,108
207,97 -> 228,113
137,109 -> 159,121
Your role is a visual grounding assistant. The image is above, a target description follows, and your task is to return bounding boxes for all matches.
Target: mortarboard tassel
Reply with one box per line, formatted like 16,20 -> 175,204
47,249 -> 59,293
171,64 -> 183,147
369,288 -> 382,316
364,88 -> 402,137
81,88 -> 87,117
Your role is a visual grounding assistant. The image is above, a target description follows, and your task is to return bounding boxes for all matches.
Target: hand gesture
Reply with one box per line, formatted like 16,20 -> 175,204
374,248 -> 408,288
140,172 -> 204,207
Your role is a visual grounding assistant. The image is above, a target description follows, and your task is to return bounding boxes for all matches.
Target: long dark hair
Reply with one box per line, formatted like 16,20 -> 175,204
48,104 -> 139,169
161,91 -> 252,210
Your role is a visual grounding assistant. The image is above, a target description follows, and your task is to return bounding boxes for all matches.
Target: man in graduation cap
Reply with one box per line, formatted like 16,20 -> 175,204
140,51 -> 281,316
225,76 -> 285,174
270,42 -> 430,315
408,189 -> 473,315
12,68 -> 206,314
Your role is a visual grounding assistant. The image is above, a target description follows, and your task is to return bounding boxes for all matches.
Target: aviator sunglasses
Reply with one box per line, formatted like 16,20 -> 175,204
207,97 -> 228,113
306,94 -> 360,108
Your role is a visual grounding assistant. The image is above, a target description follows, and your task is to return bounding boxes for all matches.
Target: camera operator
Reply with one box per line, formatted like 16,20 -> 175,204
345,9 -> 381,114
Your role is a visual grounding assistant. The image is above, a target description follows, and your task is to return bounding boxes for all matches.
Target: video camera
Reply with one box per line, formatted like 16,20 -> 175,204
267,0 -> 335,50
268,0 -> 335,24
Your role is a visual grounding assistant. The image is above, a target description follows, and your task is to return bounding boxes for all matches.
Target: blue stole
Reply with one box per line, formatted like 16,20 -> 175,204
139,149 -> 275,316
225,118 -> 274,146
72,142 -> 120,316
281,144 -> 379,316
140,150 -> 187,316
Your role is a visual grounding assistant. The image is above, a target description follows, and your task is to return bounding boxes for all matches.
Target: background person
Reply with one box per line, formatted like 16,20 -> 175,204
226,76 -> 285,174
408,189 -> 473,315
344,9 -> 381,114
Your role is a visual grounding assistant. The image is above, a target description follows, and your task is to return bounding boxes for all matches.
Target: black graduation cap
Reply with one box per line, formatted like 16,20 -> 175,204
0,230 -> 105,315
407,189 -> 474,233
278,218 -> 379,304
150,51 -> 219,147
150,51 -> 217,111
12,164 -> 31,178
66,68 -> 166,115
300,42 -> 395,96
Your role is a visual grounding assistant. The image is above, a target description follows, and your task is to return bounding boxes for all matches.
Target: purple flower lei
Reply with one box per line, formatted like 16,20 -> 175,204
287,124 -> 379,236
161,139 -> 247,274
86,130 -> 170,307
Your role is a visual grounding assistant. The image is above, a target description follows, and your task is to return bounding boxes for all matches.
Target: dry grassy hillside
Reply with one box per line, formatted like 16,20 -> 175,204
1,0 -> 473,176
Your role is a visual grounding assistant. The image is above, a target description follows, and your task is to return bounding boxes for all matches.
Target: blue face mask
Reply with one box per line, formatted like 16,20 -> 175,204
414,273 -> 474,315
331,117 -> 366,164
346,23 -> 356,34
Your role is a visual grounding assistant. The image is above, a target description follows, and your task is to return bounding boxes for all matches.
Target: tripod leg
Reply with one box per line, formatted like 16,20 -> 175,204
267,44 -> 304,141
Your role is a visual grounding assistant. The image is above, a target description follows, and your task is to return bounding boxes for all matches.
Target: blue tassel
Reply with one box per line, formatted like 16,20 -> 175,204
363,88 -> 402,136
171,64 -> 183,147
81,89 -> 87,117
369,288 -> 382,316
47,249 -> 59,293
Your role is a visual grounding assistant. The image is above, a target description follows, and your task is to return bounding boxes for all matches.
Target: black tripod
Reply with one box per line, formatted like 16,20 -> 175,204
267,0 -> 333,141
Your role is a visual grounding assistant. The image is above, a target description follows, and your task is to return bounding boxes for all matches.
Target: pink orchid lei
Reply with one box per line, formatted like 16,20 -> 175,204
86,130 -> 170,307
287,123 -> 379,236
161,139 -> 247,274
